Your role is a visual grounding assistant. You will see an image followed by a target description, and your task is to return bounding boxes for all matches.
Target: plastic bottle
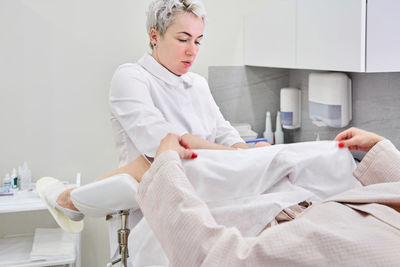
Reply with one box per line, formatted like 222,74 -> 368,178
18,166 -> 24,189
20,162 -> 32,191
3,173 -> 12,192
11,168 -> 18,189
274,112 -> 284,144
263,111 -> 274,144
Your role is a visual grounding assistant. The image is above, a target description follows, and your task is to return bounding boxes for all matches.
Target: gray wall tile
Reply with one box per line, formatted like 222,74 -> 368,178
209,66 -> 289,136
209,66 -> 400,148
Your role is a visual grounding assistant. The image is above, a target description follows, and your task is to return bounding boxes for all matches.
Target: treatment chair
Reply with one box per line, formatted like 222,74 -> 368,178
70,174 -> 139,267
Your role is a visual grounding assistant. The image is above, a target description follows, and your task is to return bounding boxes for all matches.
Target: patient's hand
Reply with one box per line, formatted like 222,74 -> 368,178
156,133 -> 198,160
334,127 -> 384,152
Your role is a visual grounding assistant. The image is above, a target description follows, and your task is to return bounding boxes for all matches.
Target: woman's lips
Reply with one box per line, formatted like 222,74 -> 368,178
182,61 -> 192,67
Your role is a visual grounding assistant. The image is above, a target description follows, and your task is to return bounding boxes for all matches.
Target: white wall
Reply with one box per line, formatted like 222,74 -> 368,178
0,0 -> 267,266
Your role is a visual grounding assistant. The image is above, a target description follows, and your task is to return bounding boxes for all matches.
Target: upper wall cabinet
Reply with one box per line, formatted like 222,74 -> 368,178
244,0 -> 400,72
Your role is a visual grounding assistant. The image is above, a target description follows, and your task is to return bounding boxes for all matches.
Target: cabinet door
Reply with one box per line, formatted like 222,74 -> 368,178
367,0 -> 400,72
244,0 -> 296,68
296,0 -> 366,72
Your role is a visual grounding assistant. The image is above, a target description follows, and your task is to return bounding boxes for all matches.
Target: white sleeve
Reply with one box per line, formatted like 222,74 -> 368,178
109,67 -> 187,157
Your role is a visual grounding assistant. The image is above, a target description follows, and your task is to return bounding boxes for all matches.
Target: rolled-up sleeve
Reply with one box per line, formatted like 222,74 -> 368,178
109,67 -> 187,157
353,139 -> 400,185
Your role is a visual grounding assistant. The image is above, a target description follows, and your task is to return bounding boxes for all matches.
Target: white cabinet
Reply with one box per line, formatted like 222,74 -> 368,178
366,0 -> 400,72
244,0 -> 296,68
244,0 -> 400,72
296,0 -> 366,72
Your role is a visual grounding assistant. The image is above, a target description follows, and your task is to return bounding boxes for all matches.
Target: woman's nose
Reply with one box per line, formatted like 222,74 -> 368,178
186,42 -> 197,56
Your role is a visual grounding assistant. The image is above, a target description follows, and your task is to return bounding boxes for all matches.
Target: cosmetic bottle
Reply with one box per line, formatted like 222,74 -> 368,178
3,173 -> 12,192
274,112 -> 284,144
19,162 -> 32,191
11,168 -> 18,190
263,111 -> 274,144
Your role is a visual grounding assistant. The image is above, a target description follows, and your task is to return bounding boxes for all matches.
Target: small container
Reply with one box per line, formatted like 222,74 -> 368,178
3,173 -> 12,192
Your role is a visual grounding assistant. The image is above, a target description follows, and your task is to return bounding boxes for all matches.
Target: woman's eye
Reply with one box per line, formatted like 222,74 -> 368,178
195,41 -> 201,45
179,39 -> 187,43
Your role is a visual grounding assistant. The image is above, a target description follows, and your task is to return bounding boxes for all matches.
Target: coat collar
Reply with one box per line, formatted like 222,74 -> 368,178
138,53 -> 193,88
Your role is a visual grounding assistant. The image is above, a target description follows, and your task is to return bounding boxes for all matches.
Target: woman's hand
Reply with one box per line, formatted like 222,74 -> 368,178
334,127 -> 384,152
254,141 -> 270,148
156,133 -> 198,159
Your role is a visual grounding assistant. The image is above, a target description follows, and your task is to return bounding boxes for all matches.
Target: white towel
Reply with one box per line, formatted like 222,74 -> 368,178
30,228 -> 76,261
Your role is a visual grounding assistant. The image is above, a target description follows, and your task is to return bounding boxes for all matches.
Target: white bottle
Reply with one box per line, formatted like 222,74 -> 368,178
3,173 -> 12,192
18,166 -> 24,190
20,162 -> 32,191
274,112 -> 284,144
263,111 -> 274,144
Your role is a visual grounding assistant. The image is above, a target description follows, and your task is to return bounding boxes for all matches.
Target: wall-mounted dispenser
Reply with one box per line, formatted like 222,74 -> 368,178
280,88 -> 301,129
309,72 -> 352,128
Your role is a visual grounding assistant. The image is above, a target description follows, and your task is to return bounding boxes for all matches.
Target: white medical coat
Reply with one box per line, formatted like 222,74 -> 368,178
109,53 -> 243,166
107,53 -> 243,263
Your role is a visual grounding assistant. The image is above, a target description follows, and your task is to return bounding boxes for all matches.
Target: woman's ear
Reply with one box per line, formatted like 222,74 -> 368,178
149,28 -> 158,44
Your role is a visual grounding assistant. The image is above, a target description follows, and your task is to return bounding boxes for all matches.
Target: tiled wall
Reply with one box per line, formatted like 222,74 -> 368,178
209,66 -> 400,148
208,66 -> 289,136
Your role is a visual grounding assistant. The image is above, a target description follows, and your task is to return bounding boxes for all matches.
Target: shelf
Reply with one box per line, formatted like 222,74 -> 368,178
0,234 -> 76,267
0,183 -> 78,214
0,190 -> 45,214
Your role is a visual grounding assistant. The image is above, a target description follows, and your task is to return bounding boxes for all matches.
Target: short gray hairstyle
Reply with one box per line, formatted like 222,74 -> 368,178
146,0 -> 207,49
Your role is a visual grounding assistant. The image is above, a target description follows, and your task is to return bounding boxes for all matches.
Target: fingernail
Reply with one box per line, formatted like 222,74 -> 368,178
191,152 -> 198,159
338,142 -> 345,148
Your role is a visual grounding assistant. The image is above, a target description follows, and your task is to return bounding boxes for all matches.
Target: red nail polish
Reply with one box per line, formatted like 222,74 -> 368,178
191,152 -> 198,159
338,142 -> 345,148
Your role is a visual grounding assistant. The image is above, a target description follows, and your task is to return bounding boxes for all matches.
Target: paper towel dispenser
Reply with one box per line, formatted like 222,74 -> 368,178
308,72 -> 352,128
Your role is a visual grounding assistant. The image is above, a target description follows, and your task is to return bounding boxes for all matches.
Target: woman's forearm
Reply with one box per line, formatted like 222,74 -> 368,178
181,133 -> 237,150
95,134 -> 237,185
232,142 -> 249,149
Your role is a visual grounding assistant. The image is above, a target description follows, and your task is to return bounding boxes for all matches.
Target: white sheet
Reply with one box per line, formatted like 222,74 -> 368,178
112,141 -> 361,267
